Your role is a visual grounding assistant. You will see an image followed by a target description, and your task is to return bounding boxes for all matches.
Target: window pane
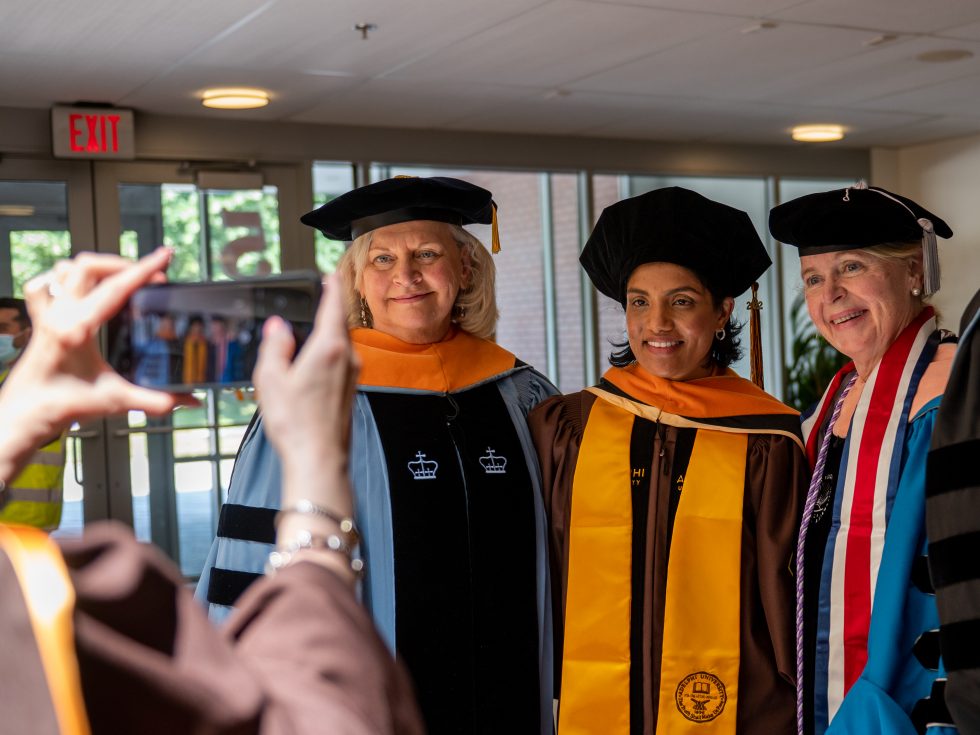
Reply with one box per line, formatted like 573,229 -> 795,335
175,461 -> 217,577
1,180 -> 70,296
592,175 -> 629,374
551,173 -> 585,393
206,188 -> 281,280
312,162 -> 356,274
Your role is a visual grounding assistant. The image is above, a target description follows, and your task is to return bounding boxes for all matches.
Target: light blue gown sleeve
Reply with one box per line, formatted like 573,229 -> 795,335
193,415 -> 282,623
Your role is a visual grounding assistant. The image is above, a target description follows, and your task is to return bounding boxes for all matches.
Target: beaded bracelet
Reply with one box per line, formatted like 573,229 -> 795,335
266,528 -> 365,577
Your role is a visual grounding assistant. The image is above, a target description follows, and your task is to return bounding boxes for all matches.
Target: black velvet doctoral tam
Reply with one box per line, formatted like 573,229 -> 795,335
769,185 -> 953,255
580,186 -> 771,305
301,176 -> 496,241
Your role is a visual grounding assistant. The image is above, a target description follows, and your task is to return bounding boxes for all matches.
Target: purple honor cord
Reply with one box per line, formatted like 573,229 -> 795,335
795,374 -> 857,735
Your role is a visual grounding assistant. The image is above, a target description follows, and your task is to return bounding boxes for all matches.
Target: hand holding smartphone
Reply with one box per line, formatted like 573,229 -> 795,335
107,273 -> 322,391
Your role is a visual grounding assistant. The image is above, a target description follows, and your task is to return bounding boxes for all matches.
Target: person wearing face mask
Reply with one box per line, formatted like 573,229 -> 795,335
529,188 -> 809,734
0,296 -> 65,530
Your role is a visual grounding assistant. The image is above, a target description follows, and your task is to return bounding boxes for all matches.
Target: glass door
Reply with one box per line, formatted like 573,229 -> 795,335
0,158 -> 99,537
91,161 -> 309,578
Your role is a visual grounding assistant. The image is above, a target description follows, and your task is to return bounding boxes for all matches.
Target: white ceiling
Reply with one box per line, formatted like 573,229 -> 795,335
3,0 -> 980,147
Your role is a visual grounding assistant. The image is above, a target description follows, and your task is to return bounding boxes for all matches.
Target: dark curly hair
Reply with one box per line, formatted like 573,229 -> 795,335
608,265 -> 744,370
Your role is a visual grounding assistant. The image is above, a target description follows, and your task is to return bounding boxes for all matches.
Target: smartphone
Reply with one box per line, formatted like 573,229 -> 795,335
107,272 -> 322,391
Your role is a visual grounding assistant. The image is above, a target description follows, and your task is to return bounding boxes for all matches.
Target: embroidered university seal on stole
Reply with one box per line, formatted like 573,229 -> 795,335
676,671 -> 727,722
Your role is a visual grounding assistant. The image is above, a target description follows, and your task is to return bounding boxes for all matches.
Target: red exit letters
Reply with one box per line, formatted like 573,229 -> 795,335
69,113 -> 121,153
51,106 -> 134,159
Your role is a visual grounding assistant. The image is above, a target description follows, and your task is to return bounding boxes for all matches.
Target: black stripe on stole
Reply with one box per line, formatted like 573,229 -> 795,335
368,382 -> 539,735
629,417 -> 657,735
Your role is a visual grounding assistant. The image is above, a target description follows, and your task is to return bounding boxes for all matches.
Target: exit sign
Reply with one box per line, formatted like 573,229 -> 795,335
51,106 -> 135,159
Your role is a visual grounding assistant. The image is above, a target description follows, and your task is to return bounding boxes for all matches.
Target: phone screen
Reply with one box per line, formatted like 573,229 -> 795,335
107,274 -> 321,391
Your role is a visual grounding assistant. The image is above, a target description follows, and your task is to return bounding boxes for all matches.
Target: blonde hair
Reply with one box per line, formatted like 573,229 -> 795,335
864,240 -> 931,299
337,222 -> 498,340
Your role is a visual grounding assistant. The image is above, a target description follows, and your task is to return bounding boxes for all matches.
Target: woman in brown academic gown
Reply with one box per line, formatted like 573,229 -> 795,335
529,187 -> 809,735
0,249 -> 422,735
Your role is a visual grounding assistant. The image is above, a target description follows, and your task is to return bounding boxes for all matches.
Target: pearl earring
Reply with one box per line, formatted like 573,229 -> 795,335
911,287 -> 922,297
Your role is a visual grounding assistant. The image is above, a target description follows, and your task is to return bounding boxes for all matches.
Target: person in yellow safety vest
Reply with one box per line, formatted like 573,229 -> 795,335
0,297 -> 65,531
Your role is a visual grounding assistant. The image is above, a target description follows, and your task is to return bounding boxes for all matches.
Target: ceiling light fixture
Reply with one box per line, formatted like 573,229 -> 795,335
201,88 -> 270,110
916,49 -> 974,63
791,124 -> 845,142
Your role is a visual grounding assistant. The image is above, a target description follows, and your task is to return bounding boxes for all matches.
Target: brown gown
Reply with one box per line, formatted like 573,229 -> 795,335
0,522 -> 424,735
529,389 -> 808,734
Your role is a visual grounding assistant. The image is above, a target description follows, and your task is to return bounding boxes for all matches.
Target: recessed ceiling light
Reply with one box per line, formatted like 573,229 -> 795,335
0,205 -> 35,216
791,124 -> 845,142
916,49 -> 974,63
201,88 -> 270,110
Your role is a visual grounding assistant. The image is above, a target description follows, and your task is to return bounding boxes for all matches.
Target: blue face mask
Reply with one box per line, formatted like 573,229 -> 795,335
0,333 -> 23,368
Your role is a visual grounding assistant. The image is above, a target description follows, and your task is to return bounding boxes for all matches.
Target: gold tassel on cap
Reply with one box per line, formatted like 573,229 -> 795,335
747,282 -> 764,390
491,202 -> 501,254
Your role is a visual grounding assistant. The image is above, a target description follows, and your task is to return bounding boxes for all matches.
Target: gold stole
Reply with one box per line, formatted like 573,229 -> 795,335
559,398 -> 745,735
0,524 -> 90,735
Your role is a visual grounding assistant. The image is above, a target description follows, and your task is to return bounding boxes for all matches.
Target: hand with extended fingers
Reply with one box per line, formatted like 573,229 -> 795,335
0,248 -> 195,484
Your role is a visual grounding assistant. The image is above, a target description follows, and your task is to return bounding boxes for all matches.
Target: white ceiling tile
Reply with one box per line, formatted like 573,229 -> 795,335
752,36 -> 980,107
856,72 -> 980,117
770,0 -> 980,34
2,0 -> 980,148
440,89 -> 664,136
187,0 -> 550,79
841,117 -> 980,147
591,0 -> 807,17
0,0 -> 272,64
385,0 -> 743,87
288,79 -> 539,129
0,51 -> 156,107
569,21 -> 872,99
939,20 -> 980,42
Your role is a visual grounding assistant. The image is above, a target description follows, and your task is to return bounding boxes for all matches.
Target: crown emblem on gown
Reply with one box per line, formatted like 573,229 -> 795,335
479,448 -> 507,475
408,451 -> 439,480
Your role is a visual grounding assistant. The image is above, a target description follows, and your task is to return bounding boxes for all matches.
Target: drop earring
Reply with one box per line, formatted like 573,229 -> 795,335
360,298 -> 368,327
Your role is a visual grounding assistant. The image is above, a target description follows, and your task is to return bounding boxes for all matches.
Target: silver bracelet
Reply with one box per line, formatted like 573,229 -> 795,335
275,499 -> 359,544
266,528 -> 364,577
